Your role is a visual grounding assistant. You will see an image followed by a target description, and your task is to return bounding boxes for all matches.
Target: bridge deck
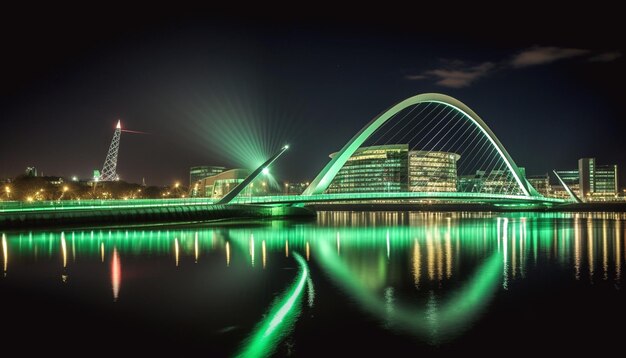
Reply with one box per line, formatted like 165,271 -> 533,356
0,192 -> 566,215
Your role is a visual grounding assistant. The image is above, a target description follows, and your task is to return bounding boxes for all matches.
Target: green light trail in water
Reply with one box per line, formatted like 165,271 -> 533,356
235,252 -> 309,358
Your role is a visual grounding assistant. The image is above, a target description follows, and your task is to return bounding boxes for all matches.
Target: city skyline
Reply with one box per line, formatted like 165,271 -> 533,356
1,10 -> 624,185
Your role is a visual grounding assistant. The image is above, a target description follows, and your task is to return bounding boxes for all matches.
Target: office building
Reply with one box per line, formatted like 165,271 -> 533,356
527,173 -> 551,197
552,170 -> 580,199
409,151 -> 460,192
458,170 -> 517,194
192,169 -> 272,199
284,182 -> 310,195
326,144 -> 409,193
579,158 -> 618,201
326,144 -> 460,194
189,166 -> 226,187
25,167 -> 37,177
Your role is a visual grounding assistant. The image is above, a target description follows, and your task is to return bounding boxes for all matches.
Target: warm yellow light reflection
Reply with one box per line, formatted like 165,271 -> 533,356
2,234 -> 7,274
262,240 -> 266,269
306,241 -> 310,261
603,219 -> 608,280
111,248 -> 121,302
61,233 -> 67,268
226,241 -> 230,267
100,242 -> 105,263
436,230 -> 443,281
250,234 -> 255,267
413,240 -> 421,288
426,231 -> 434,281
285,240 -> 289,258
616,220 -> 621,281
175,238 -> 180,267
587,217 -> 595,281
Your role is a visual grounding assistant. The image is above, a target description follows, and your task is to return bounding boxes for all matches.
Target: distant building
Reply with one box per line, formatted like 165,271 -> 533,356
25,167 -> 37,177
553,170 -> 580,199
482,170 -> 513,194
189,166 -> 226,187
458,170 -> 515,194
284,182 -> 310,195
579,158 -> 618,201
191,169 -> 272,199
527,173 -> 551,197
195,169 -> 248,199
458,173 -> 483,193
43,176 -> 64,186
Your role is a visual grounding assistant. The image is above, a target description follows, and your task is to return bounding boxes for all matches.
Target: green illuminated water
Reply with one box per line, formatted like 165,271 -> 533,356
1,211 -> 624,355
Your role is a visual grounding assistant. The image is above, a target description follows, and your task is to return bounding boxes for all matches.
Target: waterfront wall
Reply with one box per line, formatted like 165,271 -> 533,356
0,204 -> 315,229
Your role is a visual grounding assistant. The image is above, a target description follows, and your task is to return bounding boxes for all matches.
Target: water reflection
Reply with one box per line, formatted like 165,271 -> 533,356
2,233 -> 7,276
1,211 -> 626,352
111,248 -> 121,301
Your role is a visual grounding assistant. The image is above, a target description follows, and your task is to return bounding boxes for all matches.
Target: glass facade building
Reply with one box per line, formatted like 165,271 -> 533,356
408,151 -> 460,192
579,158 -> 618,201
552,170 -> 580,199
527,174 -> 551,197
191,169 -> 273,199
326,144 -> 460,194
189,166 -> 226,187
594,164 -> 618,195
326,144 -> 408,193
481,170 -> 516,194
458,170 -> 515,194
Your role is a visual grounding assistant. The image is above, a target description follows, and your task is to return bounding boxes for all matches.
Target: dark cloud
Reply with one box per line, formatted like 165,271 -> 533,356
510,46 -> 589,67
404,74 -> 427,80
406,62 -> 495,88
407,46 -> 621,88
588,51 -> 622,62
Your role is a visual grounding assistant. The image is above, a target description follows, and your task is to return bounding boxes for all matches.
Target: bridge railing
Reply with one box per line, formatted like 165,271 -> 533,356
229,191 -> 567,204
0,197 -> 217,213
1,191 -> 566,214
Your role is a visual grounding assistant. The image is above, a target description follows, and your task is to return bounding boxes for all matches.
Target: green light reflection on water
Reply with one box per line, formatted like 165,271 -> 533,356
1,211 -> 625,348
235,252 -> 309,358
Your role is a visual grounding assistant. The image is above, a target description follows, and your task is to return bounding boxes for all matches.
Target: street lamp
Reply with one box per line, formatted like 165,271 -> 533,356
59,185 -> 69,201
4,186 -> 10,199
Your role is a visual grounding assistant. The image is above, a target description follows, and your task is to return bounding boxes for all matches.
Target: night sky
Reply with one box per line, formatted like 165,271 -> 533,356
2,9 -> 624,186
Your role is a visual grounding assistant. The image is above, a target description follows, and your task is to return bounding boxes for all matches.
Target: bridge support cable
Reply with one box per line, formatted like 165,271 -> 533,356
369,103 -> 429,148
377,103 -> 435,147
